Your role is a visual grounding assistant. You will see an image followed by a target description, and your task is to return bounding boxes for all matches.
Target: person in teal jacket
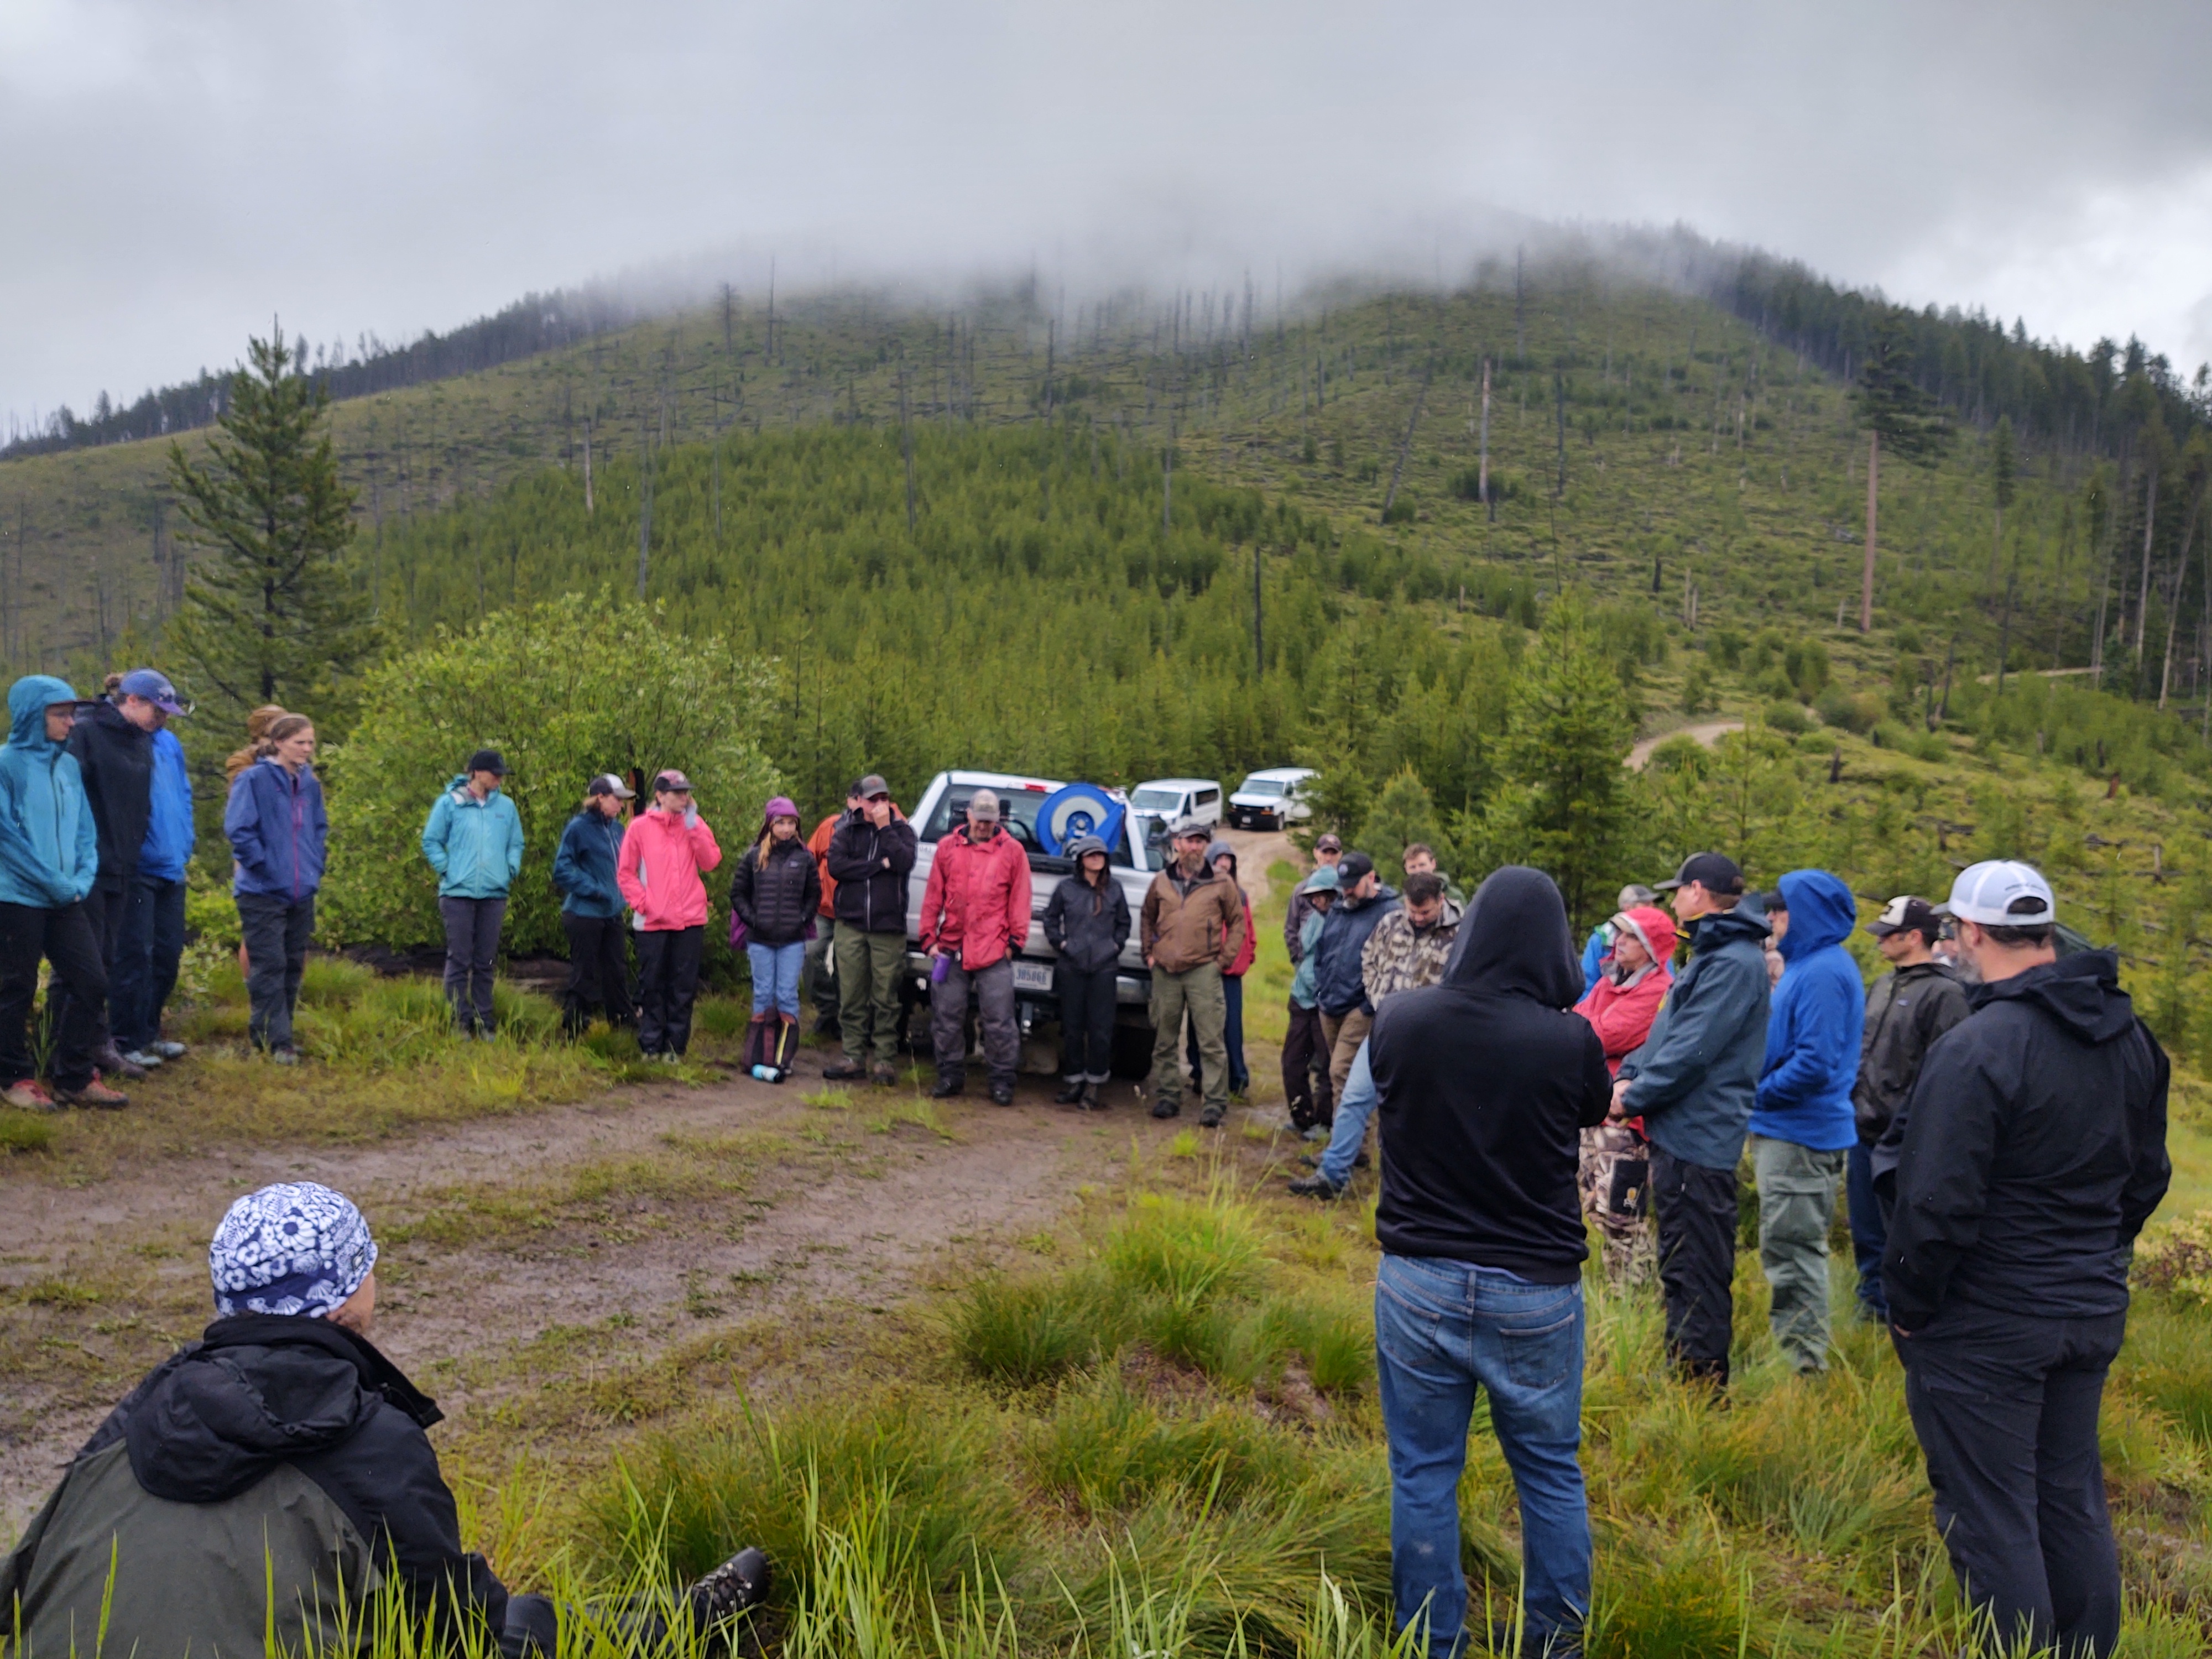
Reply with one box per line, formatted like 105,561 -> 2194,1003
0,676 -> 124,1108
420,748 -> 524,1039
1749,868 -> 1865,1375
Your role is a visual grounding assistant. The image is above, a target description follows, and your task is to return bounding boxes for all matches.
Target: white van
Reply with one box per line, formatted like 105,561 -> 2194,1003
1227,767 -> 1316,830
1127,778 -> 1222,840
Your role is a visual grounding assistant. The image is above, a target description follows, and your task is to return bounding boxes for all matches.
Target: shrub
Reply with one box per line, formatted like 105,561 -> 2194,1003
1762,702 -> 1809,735
1815,685 -> 1880,733
2134,1211 -> 2212,1305
319,596 -> 782,953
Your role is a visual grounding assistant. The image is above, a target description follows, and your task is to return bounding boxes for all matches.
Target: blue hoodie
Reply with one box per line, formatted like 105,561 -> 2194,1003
420,775 -> 524,899
139,726 -> 196,883
226,754 -> 328,899
1750,869 -> 1865,1151
0,676 -> 97,909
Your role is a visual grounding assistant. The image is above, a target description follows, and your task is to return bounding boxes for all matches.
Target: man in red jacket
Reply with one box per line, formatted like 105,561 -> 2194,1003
920,789 -> 1032,1104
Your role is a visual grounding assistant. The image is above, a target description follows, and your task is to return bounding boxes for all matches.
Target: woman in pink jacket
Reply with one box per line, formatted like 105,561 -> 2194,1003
616,770 -> 723,1059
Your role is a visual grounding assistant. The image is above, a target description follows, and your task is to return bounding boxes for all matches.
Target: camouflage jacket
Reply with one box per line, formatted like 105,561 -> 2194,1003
1360,898 -> 1464,1004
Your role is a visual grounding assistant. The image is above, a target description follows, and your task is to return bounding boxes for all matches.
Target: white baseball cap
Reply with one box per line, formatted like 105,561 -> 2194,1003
1937,860 -> 2055,927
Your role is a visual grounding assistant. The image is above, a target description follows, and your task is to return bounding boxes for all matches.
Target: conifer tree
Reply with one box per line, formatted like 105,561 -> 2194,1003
1855,316 -> 1951,632
1361,767 -> 1442,885
166,332 -> 377,725
1474,592 -> 1634,930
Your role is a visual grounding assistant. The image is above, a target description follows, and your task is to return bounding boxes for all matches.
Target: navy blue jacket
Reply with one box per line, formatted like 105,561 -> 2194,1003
1618,898 -> 1772,1171
551,809 -> 626,919
225,758 -> 327,900
1311,883 -> 1401,1018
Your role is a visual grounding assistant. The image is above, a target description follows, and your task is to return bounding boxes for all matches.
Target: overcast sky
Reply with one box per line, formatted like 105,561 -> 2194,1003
6,0 -> 2210,424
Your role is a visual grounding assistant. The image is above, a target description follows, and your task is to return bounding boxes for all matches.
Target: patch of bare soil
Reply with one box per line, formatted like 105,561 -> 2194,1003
1217,827 -> 1302,901
0,1050 -> 1209,1533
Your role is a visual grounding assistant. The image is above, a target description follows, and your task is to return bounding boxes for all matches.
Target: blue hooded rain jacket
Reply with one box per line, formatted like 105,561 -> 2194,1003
0,676 -> 97,910
421,776 -> 524,899
1750,869 -> 1865,1151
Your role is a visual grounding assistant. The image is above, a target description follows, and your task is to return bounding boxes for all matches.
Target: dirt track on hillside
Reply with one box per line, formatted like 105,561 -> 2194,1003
0,1045 -> 1276,1532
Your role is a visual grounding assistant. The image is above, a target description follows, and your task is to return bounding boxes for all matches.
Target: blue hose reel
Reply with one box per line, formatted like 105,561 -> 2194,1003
1036,783 -> 1125,856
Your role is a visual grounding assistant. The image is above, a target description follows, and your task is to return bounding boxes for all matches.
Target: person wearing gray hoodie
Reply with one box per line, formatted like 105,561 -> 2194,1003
1041,835 -> 1128,1109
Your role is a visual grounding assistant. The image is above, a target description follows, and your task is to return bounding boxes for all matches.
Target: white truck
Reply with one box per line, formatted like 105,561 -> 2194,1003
901,769 -> 1167,1074
1227,766 -> 1316,830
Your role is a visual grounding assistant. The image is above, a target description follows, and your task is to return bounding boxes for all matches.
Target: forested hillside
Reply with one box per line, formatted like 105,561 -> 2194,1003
8,244 -> 2209,722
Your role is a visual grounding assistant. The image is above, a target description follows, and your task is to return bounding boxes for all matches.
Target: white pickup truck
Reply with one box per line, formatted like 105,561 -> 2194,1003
902,769 -> 1167,1074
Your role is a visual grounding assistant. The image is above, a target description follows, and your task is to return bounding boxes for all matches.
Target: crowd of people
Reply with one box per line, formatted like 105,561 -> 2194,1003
0,670 -> 2178,1658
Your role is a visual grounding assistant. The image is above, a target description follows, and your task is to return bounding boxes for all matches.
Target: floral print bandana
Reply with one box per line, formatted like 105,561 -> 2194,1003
208,1182 -> 378,1319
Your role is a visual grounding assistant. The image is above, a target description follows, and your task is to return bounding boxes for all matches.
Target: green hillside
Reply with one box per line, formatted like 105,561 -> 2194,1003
6,263 -> 2199,712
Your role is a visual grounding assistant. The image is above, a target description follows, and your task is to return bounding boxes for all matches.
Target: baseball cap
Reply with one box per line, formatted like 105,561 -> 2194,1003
653,770 -> 695,793
1314,833 -> 1343,853
856,774 -> 890,800
966,790 -> 1001,822
1336,851 -> 1376,885
1171,815 -> 1212,839
466,748 -> 509,776
587,774 -> 636,799
1866,895 -> 1939,940
1617,883 -> 1656,910
118,669 -> 190,717
1937,860 -> 2055,927
1653,852 -> 1744,895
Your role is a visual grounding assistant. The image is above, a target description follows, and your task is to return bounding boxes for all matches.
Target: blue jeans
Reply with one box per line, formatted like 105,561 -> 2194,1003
1375,1255 -> 1592,1657
112,874 -> 186,1052
747,940 -> 804,1018
1319,1039 -> 1377,1186
1847,1140 -> 1887,1320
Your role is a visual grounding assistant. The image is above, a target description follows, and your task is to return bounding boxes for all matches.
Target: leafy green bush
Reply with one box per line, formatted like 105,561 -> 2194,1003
319,596 -> 782,952
1814,685 -> 1879,733
1762,701 -> 1809,734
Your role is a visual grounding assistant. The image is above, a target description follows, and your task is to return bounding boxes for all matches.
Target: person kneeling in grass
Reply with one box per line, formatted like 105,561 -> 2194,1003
0,1182 -> 769,1657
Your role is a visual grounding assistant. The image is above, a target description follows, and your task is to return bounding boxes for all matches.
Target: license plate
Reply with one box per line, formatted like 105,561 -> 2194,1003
1011,960 -> 1054,993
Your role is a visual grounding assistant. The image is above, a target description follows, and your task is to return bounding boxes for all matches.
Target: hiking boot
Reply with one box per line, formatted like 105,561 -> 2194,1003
1150,1099 -> 1180,1119
989,1082 -> 1015,1107
1054,1080 -> 1084,1104
1198,1103 -> 1225,1128
96,1044 -> 148,1082
687,1544 -> 771,1635
150,1040 -> 189,1060
58,1076 -> 129,1109
930,1076 -> 964,1099
270,1046 -> 301,1066
1078,1083 -> 1105,1111
870,1063 -> 899,1087
822,1060 -> 867,1081
1287,1174 -> 1345,1200
121,1049 -> 164,1070
2,1078 -> 56,1110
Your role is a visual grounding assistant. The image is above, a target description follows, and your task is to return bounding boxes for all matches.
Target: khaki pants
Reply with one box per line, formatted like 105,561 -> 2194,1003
1318,1007 -> 1373,1104
1751,1133 -> 1846,1374
1150,962 -> 1227,1114
836,930 -> 906,1067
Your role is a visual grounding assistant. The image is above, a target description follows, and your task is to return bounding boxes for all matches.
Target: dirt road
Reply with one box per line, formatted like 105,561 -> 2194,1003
1625,719 -> 1745,770
0,1050 -> 1231,1531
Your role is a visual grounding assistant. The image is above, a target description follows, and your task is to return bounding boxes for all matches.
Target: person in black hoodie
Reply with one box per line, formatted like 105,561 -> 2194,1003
1,1182 -> 768,1658
1368,867 -> 1612,1659
1883,862 -> 2168,1659
728,794 -> 821,1078
58,674 -> 171,1081
1042,834 -> 1129,1109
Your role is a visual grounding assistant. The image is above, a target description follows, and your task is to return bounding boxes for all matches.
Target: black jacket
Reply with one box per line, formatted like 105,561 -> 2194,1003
729,835 -> 821,947
1369,866 -> 1613,1282
1881,951 -> 2171,1331
66,700 -> 155,889
1042,871 -> 1130,972
1853,959 -> 1971,1141
2,1314 -> 543,1658
825,810 -> 917,934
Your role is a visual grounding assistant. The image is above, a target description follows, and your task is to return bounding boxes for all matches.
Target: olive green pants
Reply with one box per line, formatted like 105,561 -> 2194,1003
1751,1133 -> 1845,1374
836,929 -> 906,1067
1150,962 -> 1227,1114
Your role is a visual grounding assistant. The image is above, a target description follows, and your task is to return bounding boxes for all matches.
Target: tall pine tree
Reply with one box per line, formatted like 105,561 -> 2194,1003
1470,592 -> 1634,931
1855,315 -> 1951,632
166,333 -> 377,726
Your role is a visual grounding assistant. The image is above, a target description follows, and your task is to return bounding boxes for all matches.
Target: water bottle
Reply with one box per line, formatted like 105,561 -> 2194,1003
751,1064 -> 782,1083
